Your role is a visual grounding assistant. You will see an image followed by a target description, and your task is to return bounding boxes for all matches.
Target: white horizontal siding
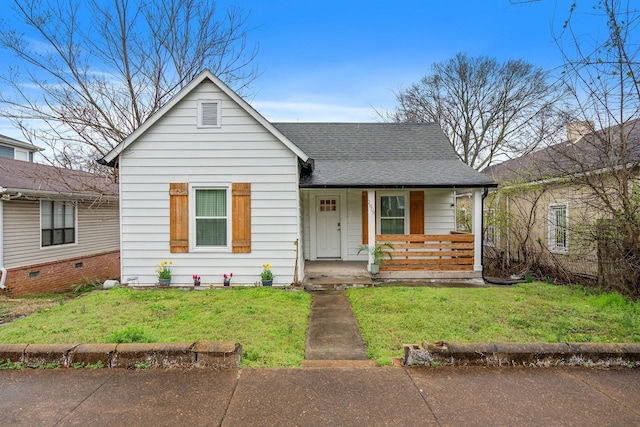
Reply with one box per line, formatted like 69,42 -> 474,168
424,189 -> 456,234
3,199 -> 119,268
345,190 -> 367,261
118,79 -> 300,286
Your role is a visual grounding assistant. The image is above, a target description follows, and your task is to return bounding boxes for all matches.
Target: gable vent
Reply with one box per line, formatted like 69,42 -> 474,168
198,100 -> 221,128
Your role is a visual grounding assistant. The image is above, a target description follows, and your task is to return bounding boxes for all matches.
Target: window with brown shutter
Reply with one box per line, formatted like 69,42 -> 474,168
170,182 -> 252,253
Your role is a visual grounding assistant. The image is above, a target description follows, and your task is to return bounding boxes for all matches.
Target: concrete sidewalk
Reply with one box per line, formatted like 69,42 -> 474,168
0,366 -> 638,426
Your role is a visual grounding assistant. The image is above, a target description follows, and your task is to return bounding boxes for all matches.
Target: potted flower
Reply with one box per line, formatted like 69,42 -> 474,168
260,263 -> 273,286
223,273 -> 233,287
155,260 -> 173,286
356,243 -> 394,274
192,275 -> 201,287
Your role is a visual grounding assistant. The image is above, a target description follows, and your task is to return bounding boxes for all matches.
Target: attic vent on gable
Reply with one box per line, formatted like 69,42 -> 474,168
198,100 -> 221,128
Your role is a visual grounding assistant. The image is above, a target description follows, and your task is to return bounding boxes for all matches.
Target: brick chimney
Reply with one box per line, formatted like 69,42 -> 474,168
566,120 -> 593,143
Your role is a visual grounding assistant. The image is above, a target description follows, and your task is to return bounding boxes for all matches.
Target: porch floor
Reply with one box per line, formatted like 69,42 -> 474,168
303,261 -> 372,290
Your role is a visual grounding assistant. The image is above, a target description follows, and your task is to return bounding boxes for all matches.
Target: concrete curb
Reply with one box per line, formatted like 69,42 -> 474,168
0,341 -> 242,369
403,341 -> 640,367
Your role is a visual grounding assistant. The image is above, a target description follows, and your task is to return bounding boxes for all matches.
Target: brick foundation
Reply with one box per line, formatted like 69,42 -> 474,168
2,250 -> 120,296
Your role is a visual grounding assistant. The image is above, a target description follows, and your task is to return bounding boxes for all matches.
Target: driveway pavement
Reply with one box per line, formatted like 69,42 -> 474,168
0,366 -> 638,426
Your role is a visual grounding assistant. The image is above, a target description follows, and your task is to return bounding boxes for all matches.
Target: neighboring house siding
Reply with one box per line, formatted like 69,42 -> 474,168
3,199 -> 119,267
118,80 -> 300,286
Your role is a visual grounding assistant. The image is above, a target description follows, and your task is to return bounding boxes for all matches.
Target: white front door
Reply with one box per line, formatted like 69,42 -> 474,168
316,197 -> 341,258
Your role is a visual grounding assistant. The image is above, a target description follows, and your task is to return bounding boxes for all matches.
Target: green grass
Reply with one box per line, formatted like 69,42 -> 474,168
347,283 -> 640,366
0,287 -> 311,368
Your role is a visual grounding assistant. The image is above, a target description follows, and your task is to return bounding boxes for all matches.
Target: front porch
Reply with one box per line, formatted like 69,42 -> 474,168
302,260 -> 484,290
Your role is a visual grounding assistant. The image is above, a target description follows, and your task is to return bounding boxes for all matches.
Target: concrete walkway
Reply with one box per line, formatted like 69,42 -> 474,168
1,366 -> 639,426
302,290 -> 376,367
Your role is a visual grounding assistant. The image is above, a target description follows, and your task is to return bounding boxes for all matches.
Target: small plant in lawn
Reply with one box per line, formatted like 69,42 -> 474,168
73,278 -> 101,295
135,361 -> 152,369
34,362 -> 61,369
0,359 -> 24,370
104,326 -> 153,343
86,360 -> 105,369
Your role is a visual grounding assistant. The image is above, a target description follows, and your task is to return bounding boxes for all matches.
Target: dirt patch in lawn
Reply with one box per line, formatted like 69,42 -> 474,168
0,295 -> 69,325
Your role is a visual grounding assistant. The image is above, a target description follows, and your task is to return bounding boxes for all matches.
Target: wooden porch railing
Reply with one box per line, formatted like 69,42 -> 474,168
376,233 -> 475,271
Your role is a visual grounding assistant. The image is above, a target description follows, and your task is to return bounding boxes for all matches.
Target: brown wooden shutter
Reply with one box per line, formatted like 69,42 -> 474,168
232,183 -> 251,253
169,183 -> 189,253
410,191 -> 425,234
362,191 -> 368,244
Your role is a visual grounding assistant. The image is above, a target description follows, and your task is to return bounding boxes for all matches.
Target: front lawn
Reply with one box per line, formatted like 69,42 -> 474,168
347,283 -> 640,366
0,287 -> 311,367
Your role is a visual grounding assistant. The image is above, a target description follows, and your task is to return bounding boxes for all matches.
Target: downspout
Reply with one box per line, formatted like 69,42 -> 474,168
0,200 -> 5,289
481,187 -> 525,286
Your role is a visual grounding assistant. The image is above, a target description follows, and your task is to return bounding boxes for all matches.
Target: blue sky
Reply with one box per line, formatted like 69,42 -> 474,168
0,0 -> 588,139
223,0 -> 575,122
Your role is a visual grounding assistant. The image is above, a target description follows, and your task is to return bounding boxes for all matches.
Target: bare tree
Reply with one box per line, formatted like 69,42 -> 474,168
550,0 -> 640,296
0,0 -> 258,173
390,53 -> 565,170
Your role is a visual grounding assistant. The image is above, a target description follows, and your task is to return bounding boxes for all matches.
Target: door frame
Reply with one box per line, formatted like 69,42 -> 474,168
309,191 -> 347,260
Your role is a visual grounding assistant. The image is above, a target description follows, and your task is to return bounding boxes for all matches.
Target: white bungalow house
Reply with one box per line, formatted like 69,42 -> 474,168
100,70 -> 495,287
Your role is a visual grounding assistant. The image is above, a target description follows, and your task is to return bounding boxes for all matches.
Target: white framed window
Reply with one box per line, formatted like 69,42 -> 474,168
191,185 -> 231,250
548,203 -> 568,254
378,193 -> 407,234
197,100 -> 222,128
41,201 -> 76,247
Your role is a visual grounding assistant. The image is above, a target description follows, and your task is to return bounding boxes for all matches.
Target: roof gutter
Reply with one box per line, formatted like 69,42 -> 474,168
299,183 -> 498,189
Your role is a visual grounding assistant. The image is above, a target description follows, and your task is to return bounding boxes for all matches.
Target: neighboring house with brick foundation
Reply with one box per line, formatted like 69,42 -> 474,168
0,154 -> 119,296
100,70 -> 494,287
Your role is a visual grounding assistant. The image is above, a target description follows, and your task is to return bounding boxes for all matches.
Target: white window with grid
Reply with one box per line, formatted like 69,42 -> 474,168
192,186 -> 230,249
548,203 -> 568,254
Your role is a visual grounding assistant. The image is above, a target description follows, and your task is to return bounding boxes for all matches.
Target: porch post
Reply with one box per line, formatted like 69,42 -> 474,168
472,188 -> 483,272
367,190 -> 376,270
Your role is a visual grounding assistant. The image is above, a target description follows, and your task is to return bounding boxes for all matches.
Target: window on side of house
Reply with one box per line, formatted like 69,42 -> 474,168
194,187 -> 229,248
197,100 -> 222,128
379,194 -> 406,234
0,145 -> 14,159
548,203 -> 568,253
41,201 -> 76,247
484,208 -> 497,247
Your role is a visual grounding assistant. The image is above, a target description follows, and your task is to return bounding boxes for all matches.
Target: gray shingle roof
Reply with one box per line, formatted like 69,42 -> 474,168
273,122 -> 496,188
484,119 -> 640,183
0,157 -> 118,197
